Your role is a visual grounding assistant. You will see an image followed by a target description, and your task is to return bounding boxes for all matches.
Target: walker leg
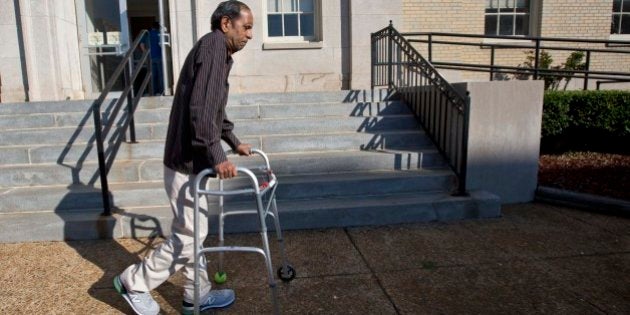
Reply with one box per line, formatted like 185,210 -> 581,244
215,180 -> 226,284
270,197 -> 290,276
262,231 -> 280,315
217,207 -> 225,274
257,195 -> 281,315
193,253 -> 201,315
194,187 -> 201,315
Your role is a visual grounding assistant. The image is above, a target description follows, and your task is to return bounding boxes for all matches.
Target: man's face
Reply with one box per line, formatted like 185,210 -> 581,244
222,9 -> 254,54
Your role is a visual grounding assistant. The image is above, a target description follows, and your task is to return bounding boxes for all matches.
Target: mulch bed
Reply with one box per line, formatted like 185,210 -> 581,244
538,152 -> 630,201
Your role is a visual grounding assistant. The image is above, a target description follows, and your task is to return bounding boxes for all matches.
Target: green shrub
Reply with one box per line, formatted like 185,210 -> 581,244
541,91 -> 572,136
570,91 -> 630,135
516,50 -> 586,91
542,91 -> 630,151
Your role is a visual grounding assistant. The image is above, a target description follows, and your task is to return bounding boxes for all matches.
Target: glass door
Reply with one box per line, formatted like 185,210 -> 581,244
78,0 -> 130,97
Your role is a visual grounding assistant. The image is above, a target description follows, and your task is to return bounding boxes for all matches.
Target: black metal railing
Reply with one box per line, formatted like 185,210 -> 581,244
372,22 -> 470,195
93,30 -> 153,215
404,32 -> 630,90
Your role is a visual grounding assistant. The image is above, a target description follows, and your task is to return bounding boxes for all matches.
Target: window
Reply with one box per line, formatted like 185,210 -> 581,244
267,0 -> 315,38
612,0 -> 630,34
485,0 -> 531,36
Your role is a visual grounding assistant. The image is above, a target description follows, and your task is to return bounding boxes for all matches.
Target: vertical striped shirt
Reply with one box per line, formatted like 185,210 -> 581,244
163,31 -> 241,175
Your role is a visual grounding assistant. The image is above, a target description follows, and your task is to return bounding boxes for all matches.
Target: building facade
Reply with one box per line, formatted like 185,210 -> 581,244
403,0 -> 630,87
0,0 -> 627,103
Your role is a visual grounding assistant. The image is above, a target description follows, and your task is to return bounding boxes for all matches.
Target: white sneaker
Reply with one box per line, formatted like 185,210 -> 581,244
114,275 -> 160,315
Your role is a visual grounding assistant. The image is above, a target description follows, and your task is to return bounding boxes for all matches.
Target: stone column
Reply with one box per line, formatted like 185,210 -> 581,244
168,0 -> 197,87
12,0 -> 83,101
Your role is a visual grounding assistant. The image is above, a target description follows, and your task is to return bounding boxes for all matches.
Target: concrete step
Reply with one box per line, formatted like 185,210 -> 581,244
0,90 -> 396,116
0,131 -> 432,165
139,150 -> 446,182
0,101 -> 411,131
0,150 -> 446,188
0,169 -> 454,214
166,115 -> 422,138
0,115 -> 420,146
208,190 -> 500,234
0,98 -> 168,116
0,121 -> 154,146
256,100 -> 410,118
0,190 -> 500,242
0,100 -> 94,115
229,89 -> 397,105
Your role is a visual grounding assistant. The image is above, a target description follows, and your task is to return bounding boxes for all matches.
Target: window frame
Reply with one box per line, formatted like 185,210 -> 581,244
484,0 -> 533,37
263,0 -> 321,44
612,0 -> 630,35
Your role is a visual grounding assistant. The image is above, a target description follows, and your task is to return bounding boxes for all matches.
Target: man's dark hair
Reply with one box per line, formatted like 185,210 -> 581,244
211,1 -> 251,31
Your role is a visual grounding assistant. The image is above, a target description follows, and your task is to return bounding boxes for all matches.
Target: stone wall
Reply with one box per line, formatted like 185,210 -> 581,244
0,0 -> 83,103
172,0 -> 346,93
168,0 -> 402,93
168,0 -> 196,90
0,0 -> 25,102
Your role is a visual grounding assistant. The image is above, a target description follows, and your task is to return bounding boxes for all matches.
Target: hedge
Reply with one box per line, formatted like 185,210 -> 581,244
542,90 -> 630,153
542,90 -> 630,137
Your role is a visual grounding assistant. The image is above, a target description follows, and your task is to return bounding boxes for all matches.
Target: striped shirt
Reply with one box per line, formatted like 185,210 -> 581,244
163,31 -> 241,175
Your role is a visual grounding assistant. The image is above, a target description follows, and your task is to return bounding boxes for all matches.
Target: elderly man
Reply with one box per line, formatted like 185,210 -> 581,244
113,1 -> 253,314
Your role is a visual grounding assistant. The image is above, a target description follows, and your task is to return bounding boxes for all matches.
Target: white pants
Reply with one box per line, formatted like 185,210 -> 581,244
121,166 -> 211,303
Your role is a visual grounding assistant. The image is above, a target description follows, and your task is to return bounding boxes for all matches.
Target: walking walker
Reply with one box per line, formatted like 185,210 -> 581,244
193,149 -> 296,315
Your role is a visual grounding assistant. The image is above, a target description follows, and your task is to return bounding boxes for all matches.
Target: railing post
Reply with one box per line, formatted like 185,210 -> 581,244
147,35 -> 155,96
457,93 -> 471,196
583,50 -> 591,90
533,38 -> 541,80
387,22 -> 393,89
93,104 -> 112,216
490,46 -> 495,81
90,29 -> 154,217
123,63 -> 137,143
371,32 -> 375,89
428,34 -> 433,62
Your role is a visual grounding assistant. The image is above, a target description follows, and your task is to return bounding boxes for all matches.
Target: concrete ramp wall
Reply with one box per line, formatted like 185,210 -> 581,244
455,80 -> 544,204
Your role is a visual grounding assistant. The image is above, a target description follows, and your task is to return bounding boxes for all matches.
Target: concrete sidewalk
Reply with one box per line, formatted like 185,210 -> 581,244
0,203 -> 628,314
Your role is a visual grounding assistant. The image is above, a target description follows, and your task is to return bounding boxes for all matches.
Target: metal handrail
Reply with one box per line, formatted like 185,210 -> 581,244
372,22 -> 469,195
402,32 -> 630,89
401,31 -> 630,45
93,30 -> 153,216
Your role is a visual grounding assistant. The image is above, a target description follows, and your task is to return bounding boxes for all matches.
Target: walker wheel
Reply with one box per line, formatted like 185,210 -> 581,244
277,265 -> 296,282
214,271 -> 227,284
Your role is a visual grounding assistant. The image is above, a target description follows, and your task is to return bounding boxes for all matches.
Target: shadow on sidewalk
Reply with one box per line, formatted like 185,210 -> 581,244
48,97 -> 179,312
56,190 -> 180,313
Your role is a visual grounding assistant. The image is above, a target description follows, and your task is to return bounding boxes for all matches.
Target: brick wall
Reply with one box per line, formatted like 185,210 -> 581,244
402,0 -> 629,87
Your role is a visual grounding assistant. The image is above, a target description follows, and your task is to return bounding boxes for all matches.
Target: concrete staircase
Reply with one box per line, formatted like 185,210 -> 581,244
0,90 -> 500,242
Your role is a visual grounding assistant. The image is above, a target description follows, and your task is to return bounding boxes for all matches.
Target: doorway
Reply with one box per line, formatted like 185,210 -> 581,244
77,0 -> 172,98
128,0 -> 172,96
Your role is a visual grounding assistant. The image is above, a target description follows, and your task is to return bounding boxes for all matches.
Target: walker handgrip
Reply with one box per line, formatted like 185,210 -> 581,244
225,148 -> 271,170
196,167 -> 263,195
197,167 -> 258,180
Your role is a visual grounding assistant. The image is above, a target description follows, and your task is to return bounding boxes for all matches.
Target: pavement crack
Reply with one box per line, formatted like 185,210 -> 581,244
566,289 -> 608,314
540,250 -> 630,261
293,271 -> 373,280
559,209 -> 628,238
344,228 -> 401,315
